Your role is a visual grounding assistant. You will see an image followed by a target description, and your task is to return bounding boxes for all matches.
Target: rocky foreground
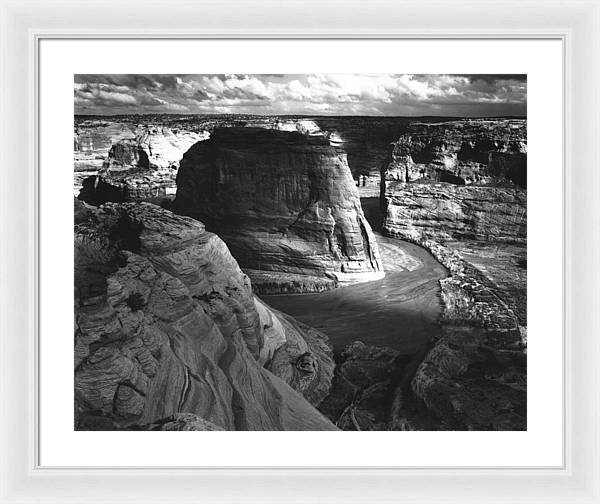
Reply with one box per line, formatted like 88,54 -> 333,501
74,201 -> 335,430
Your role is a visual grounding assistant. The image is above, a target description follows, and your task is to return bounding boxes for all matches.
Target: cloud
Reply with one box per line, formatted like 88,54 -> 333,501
74,73 -> 526,116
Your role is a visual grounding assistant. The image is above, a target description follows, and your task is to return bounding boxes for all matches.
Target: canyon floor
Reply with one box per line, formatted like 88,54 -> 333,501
265,198 -> 448,354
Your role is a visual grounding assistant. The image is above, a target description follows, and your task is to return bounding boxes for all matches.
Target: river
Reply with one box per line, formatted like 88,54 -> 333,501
263,232 -> 448,354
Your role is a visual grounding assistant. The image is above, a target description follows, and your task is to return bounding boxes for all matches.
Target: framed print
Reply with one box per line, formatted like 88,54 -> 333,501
1,0 -> 599,503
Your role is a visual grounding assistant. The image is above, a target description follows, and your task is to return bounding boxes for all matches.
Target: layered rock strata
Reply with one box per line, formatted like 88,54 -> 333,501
75,116 -> 527,199
381,119 -> 527,190
77,127 -> 207,204
382,189 -> 526,429
378,119 -> 527,429
383,183 -> 527,245
74,201 -> 336,430
173,128 -> 384,293
104,127 -> 208,171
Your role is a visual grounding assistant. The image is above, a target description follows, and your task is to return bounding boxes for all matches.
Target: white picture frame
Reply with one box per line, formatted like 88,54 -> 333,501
1,0 -> 599,502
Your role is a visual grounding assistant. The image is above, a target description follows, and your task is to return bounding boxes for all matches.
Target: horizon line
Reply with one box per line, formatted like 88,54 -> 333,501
74,113 -> 527,119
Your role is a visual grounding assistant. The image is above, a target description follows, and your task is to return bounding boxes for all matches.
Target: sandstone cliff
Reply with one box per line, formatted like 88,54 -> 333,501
381,119 -> 527,190
315,117 -> 412,193
104,127 -> 208,172
378,120 -> 527,430
77,126 -> 207,204
173,128 -> 384,293
383,183 -> 527,245
74,201 -> 336,430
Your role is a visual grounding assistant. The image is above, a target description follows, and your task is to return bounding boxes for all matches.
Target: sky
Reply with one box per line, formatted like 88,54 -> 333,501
74,74 -> 526,117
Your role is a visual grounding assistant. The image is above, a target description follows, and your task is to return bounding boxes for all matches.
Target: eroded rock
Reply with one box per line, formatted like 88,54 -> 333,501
173,128 -> 384,292
77,126 -> 207,205
383,184 -> 527,245
74,202 -> 336,430
381,119 -> 527,189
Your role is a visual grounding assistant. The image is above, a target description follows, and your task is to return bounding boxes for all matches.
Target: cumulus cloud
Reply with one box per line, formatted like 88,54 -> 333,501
74,74 -> 526,116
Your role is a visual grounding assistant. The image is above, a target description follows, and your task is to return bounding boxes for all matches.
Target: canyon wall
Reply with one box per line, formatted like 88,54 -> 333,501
379,120 -> 527,430
74,201 -> 336,430
381,119 -> 527,189
74,116 -> 420,196
383,184 -> 527,244
76,126 -> 207,203
315,117 -> 412,193
173,128 -> 384,293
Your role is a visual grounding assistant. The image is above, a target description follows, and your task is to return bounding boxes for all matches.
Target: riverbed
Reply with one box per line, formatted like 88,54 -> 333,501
263,233 -> 448,353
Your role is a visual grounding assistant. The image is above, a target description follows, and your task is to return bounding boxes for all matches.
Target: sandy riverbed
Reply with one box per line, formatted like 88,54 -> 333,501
263,233 -> 448,353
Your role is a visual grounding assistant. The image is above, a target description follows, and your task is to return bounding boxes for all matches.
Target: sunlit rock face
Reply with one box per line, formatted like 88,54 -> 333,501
173,128 -> 384,293
104,127 -> 209,172
381,119 -> 527,248
74,121 -> 137,172
315,117 -> 412,193
77,127 -> 208,205
74,201 -> 336,431
381,119 -> 527,190
383,184 -> 527,245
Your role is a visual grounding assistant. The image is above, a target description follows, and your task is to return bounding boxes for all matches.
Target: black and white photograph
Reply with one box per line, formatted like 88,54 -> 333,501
73,73 -> 527,432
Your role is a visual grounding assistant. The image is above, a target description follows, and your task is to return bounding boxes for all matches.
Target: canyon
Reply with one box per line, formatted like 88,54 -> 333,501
75,115 -> 475,199
74,114 -> 527,431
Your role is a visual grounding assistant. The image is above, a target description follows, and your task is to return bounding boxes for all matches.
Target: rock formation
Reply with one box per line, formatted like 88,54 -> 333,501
74,200 -> 336,430
104,127 -> 208,172
383,184 -> 527,244
377,122 -> 527,430
315,117 -> 413,193
173,128 -> 384,293
77,126 -> 207,204
381,119 -> 527,190
408,240 -> 527,430
377,119 -> 527,430
318,341 -> 444,430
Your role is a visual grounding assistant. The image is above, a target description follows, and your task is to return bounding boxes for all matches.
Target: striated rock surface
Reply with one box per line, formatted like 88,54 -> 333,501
315,117 -> 413,193
381,119 -> 527,189
74,121 -> 136,173
103,127 -> 208,172
77,173 -> 177,206
76,126 -> 207,203
74,201 -> 336,430
143,413 -> 226,431
173,128 -> 384,292
383,183 -> 527,245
